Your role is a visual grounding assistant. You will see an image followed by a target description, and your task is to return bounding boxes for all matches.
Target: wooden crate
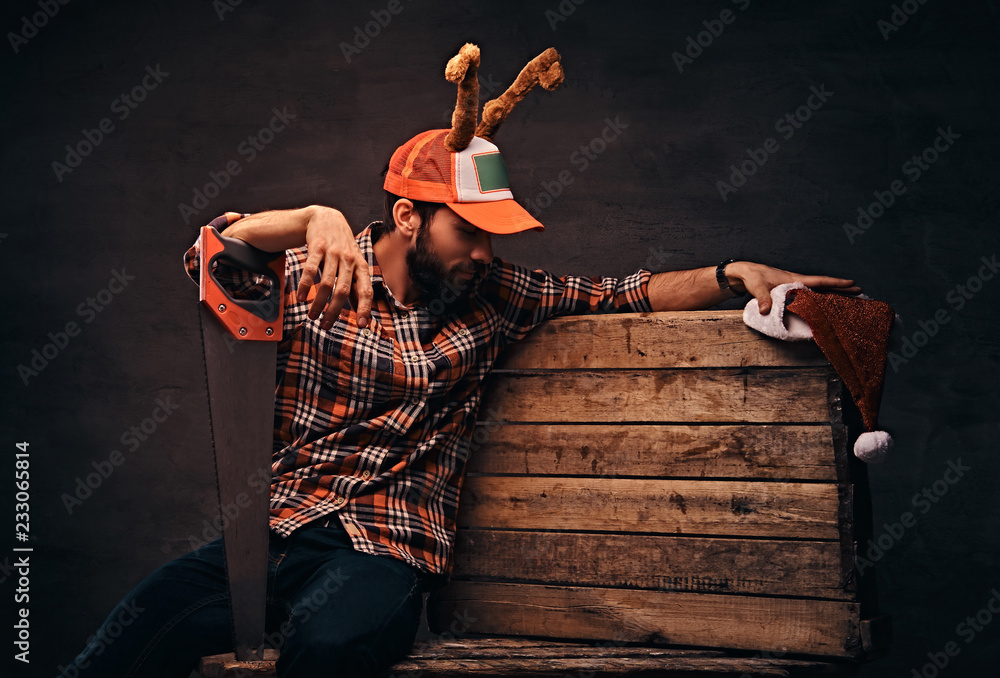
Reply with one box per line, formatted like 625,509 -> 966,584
426,310 -> 886,660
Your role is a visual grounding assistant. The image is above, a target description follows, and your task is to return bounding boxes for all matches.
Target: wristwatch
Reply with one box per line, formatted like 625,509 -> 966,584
716,259 -> 737,292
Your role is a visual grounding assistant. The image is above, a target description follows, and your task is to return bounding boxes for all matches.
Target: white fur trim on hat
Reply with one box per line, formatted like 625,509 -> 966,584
854,430 -> 893,463
742,282 -> 813,341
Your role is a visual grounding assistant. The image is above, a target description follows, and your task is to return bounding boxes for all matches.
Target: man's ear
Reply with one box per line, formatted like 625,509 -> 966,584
392,198 -> 420,239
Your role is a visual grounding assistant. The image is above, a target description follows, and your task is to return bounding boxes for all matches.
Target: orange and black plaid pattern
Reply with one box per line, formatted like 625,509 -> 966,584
184,212 -> 652,577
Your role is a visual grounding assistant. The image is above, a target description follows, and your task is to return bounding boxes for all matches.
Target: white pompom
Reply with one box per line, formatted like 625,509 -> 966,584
854,431 -> 893,463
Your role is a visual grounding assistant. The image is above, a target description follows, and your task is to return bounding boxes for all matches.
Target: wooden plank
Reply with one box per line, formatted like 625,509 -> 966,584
467,424 -> 837,480
406,638 -> 729,659
394,655 -> 849,677
495,311 -> 828,370
198,650 -> 278,677
428,582 -> 862,658
449,530 -> 852,599
458,477 -> 841,539
200,642 -> 853,677
481,369 -> 831,423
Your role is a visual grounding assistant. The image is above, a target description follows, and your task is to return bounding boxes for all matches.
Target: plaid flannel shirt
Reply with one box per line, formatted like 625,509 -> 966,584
184,211 -> 652,577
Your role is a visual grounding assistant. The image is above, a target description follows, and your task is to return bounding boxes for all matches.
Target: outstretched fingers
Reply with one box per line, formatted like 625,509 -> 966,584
797,274 -> 862,294
743,265 -> 862,314
296,246 -> 373,330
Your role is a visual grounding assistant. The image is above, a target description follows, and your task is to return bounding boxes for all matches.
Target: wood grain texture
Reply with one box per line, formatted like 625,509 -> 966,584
458,477 -> 841,539
428,582 -> 862,658
198,649 -> 279,677
449,530 -> 852,599
198,640 -> 855,677
480,369 -> 832,423
494,311 -> 828,370
466,424 -> 837,480
392,655 -> 850,677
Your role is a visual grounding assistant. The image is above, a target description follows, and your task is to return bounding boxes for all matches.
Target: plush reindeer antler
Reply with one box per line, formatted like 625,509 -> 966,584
444,43 -> 481,152
475,47 -> 564,142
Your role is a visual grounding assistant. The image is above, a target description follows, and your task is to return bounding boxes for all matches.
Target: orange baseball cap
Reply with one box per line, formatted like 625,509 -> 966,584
384,129 -> 544,235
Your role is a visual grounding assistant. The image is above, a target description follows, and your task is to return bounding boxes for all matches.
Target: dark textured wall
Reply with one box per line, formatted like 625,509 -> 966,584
3,0 -> 998,676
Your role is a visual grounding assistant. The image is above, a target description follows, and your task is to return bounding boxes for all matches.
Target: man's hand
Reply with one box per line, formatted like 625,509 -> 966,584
725,261 -> 861,313
220,205 -> 374,329
298,208 -> 374,329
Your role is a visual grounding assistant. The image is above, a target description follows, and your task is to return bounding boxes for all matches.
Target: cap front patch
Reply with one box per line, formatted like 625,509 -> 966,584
472,152 -> 510,194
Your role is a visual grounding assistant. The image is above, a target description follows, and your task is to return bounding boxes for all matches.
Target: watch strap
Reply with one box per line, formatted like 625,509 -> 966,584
716,259 -> 737,291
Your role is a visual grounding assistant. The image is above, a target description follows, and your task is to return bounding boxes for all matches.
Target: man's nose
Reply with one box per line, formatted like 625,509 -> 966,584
471,233 -> 493,263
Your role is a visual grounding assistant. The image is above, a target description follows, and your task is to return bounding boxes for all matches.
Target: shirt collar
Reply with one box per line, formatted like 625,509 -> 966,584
358,222 -> 383,284
361,221 -> 413,311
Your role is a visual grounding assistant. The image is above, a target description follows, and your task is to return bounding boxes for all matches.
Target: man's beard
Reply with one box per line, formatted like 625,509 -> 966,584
406,225 -> 478,314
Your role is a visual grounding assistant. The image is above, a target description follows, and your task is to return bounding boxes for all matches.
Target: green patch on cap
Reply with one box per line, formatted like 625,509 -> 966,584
473,152 -> 510,192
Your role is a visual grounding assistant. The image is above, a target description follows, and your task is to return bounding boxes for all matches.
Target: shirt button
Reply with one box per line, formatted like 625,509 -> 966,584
458,328 -> 469,336
361,470 -> 371,480
362,327 -> 372,337
399,311 -> 409,319
410,397 -> 422,406
333,495 -> 345,506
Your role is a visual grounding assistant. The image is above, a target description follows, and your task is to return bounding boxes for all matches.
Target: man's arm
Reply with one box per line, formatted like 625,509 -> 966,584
221,205 -> 373,329
647,261 -> 862,313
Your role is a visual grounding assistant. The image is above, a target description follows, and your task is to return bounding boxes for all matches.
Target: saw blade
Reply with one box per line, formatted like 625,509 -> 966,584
200,306 -> 276,661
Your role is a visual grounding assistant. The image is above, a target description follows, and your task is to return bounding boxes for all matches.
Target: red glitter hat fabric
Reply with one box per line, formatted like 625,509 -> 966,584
785,288 -> 896,432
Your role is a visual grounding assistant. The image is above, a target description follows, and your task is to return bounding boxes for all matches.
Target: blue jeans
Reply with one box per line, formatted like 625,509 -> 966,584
57,521 -> 433,678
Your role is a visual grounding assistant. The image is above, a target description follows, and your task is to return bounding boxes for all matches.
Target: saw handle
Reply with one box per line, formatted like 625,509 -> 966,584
199,225 -> 286,341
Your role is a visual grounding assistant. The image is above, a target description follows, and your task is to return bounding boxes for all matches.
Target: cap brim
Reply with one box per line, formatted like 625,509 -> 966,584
446,199 -> 544,235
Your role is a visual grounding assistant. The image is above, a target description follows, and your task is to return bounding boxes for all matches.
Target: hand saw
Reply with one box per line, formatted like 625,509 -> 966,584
198,225 -> 285,662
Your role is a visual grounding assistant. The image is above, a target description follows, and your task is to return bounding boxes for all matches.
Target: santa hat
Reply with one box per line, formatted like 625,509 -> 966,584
743,282 -> 897,463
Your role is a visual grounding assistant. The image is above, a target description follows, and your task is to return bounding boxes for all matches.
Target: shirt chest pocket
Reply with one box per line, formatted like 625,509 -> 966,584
320,318 -> 398,408
424,316 -> 495,393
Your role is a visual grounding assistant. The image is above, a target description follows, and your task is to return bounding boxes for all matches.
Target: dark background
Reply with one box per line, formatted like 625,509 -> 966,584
3,0 -> 998,676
